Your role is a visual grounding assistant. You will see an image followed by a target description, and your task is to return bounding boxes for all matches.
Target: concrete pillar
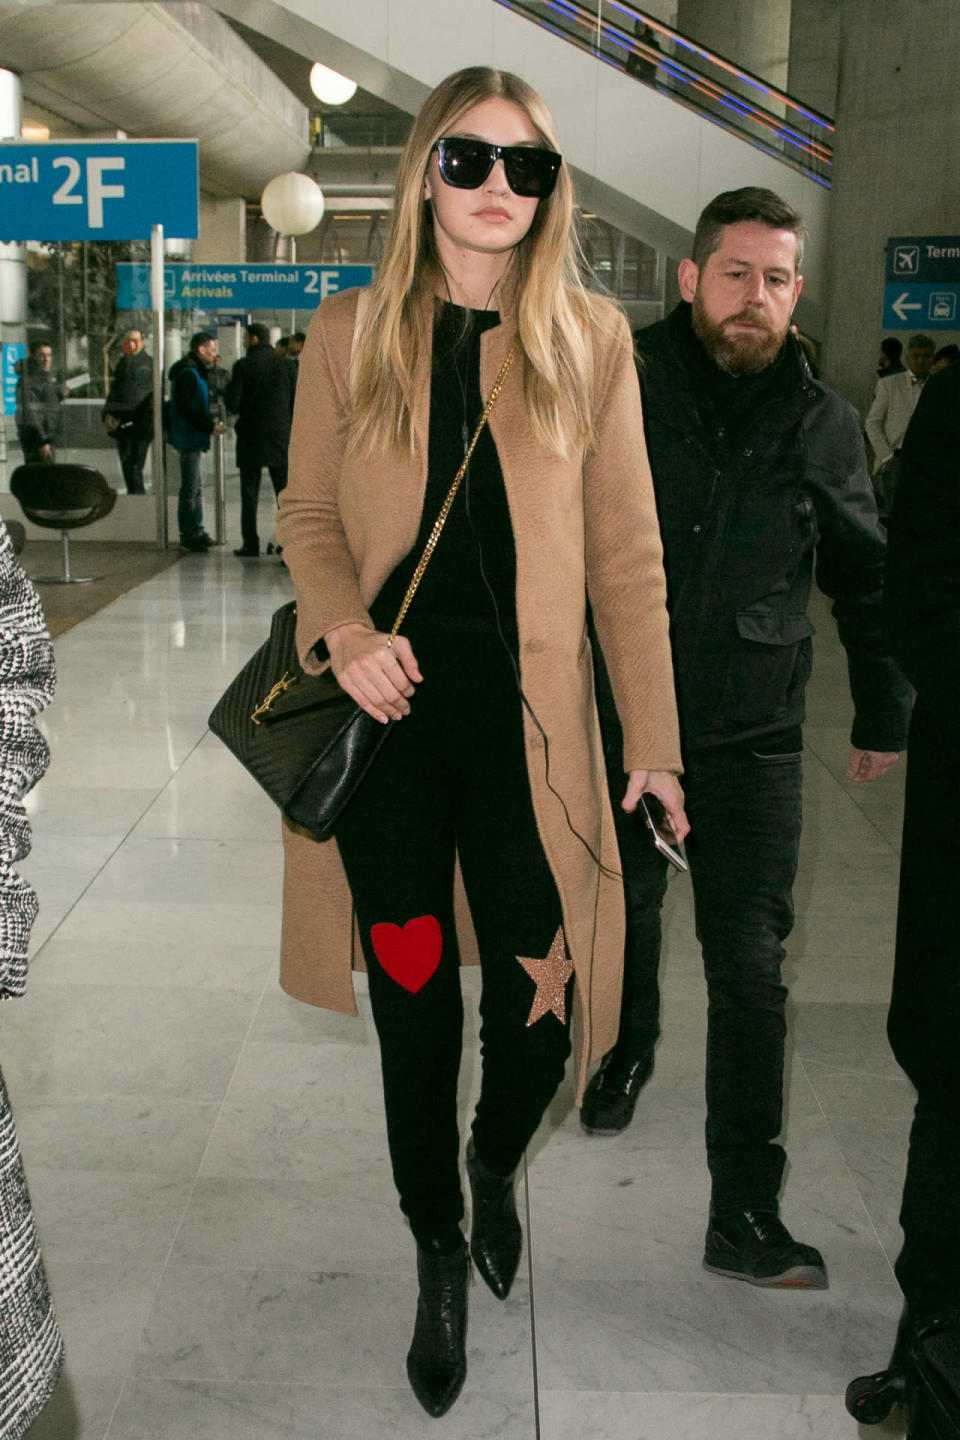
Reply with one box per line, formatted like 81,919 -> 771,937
675,0 -> 791,86
194,196 -> 247,264
0,68 -> 27,339
820,0 -> 960,414
787,0 -> 841,116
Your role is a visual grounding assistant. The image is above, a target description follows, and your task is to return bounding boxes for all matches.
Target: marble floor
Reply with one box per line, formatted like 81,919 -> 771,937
6,489 -> 912,1439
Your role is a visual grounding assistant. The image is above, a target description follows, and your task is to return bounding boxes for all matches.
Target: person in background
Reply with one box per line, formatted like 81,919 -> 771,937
287,331 -> 306,361
883,355 -> 959,1355
865,332 -> 935,516
278,64 -> 685,1417
225,322 -> 296,558
0,518 -> 63,1439
877,336 -> 904,377
102,327 -> 153,494
582,187 -> 911,1293
167,332 -> 224,552
15,342 -> 61,464
931,342 -> 960,374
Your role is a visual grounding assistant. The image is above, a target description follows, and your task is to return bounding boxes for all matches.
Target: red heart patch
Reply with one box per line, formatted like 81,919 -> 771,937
370,915 -> 443,993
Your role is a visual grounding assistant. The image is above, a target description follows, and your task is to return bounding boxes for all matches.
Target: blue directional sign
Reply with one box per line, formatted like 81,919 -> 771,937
2,343 -> 25,417
0,140 -> 198,241
884,234 -> 960,330
116,262 -> 373,311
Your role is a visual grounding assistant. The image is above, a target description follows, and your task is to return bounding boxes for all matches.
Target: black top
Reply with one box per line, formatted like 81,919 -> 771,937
371,301 -> 517,636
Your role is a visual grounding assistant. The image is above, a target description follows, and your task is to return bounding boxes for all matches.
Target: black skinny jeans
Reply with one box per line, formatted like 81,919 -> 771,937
604,728 -> 802,1212
334,618 -> 571,1245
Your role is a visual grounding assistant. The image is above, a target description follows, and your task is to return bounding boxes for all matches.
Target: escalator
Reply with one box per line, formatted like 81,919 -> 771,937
496,0 -> 834,187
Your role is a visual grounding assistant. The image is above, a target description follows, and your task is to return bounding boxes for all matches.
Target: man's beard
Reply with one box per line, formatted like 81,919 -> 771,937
691,292 -> 788,375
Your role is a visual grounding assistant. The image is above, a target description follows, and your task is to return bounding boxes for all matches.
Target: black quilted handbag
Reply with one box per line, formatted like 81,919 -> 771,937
207,343 -> 516,837
208,600 -> 392,835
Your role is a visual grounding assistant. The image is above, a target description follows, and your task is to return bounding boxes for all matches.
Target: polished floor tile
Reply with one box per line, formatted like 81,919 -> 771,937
17,526 -> 909,1438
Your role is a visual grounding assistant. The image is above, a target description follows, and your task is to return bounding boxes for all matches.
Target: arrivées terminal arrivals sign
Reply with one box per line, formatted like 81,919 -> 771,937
884,235 -> 960,329
116,262 -> 373,311
0,140 -> 198,240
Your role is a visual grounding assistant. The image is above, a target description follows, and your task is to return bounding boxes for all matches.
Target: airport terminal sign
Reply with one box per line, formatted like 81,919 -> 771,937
0,140 -> 198,241
2,343 -> 25,418
116,262 -> 373,311
884,235 -> 960,329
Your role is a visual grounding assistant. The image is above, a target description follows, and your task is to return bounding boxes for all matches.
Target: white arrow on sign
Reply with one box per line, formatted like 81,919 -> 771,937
893,291 -> 923,322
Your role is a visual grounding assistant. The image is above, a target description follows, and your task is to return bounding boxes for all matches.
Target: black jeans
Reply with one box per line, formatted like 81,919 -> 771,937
333,618 -> 571,1245
239,464 -> 287,551
604,729 -> 802,1212
115,430 -> 150,494
889,700 -> 960,1314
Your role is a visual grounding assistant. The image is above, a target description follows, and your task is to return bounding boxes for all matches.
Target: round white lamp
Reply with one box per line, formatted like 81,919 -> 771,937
309,62 -> 357,106
261,172 -> 325,328
260,172 -> 325,243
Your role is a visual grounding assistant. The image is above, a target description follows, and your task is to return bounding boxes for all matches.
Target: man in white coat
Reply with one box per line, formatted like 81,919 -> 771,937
865,333 -> 934,515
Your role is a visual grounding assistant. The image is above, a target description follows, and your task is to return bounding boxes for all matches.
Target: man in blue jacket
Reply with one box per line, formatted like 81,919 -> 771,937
584,188 -> 912,1290
168,332 -> 224,550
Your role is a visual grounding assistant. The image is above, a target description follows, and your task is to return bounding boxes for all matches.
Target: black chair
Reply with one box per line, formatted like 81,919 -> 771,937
10,463 -> 117,584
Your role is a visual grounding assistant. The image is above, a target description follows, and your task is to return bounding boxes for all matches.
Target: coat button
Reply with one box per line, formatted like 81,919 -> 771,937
692,523 -> 702,534
529,732 -> 545,748
525,639 -> 547,654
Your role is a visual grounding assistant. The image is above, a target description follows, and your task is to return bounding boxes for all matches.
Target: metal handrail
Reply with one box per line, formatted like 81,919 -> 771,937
494,0 -> 834,186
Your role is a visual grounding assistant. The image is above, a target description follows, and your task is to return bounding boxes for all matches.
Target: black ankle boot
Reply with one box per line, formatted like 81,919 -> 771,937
466,1138 -> 522,1300
406,1237 -> 469,1418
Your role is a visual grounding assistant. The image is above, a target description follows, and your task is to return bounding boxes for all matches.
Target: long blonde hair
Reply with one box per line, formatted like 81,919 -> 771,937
348,67 -> 616,460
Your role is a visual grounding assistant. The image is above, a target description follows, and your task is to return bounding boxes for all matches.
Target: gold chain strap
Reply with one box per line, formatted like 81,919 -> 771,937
388,340 -> 518,642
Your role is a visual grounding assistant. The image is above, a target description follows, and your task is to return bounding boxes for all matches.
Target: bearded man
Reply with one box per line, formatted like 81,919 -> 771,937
583,188 -> 912,1289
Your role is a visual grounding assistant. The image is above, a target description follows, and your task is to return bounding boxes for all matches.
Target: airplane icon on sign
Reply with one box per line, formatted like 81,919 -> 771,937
893,245 -> 920,275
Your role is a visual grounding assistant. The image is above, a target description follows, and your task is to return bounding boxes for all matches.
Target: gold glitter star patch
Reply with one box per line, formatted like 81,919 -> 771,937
517,927 -> 573,1026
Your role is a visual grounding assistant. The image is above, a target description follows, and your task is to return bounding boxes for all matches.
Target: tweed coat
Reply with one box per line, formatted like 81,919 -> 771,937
276,282 -> 681,1100
0,520 -> 62,1439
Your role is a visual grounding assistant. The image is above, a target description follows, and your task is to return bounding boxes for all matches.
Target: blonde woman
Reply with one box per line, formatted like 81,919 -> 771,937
278,66 -> 686,1417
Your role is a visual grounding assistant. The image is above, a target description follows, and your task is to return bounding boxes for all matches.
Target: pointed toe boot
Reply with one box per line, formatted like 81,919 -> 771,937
466,1138 -> 522,1300
406,1238 -> 469,1418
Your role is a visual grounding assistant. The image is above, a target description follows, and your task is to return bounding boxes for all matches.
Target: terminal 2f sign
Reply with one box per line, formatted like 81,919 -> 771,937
116,262 -> 374,312
884,234 -> 960,330
0,140 -> 199,240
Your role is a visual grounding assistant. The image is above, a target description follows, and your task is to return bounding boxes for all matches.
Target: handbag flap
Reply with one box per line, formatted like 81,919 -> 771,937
258,667 -> 344,723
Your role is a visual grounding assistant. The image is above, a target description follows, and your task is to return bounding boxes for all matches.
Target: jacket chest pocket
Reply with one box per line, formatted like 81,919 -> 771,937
717,607 -> 816,731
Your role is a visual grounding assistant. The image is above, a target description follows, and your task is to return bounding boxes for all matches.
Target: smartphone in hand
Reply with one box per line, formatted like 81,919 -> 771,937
638,793 -> 689,872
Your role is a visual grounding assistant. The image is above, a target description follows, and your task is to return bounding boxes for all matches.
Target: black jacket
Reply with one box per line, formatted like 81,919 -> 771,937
15,359 -> 60,451
633,303 -> 911,754
103,349 -> 153,439
884,360 -> 960,732
225,343 -> 296,469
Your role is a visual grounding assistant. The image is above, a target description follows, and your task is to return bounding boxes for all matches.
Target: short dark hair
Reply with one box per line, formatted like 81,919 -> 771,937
245,323 -> 271,346
292,331 -> 306,344
691,187 -> 806,271
29,339 -> 52,357
190,331 -> 215,351
906,333 -> 934,353
880,337 -> 903,362
933,343 -> 960,365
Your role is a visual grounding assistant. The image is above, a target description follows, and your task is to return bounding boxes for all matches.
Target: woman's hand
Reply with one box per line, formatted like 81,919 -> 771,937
622,769 -> 690,843
325,622 -> 422,724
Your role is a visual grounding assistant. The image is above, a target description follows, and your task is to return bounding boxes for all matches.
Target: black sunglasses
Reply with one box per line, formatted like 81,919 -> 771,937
434,137 -> 562,199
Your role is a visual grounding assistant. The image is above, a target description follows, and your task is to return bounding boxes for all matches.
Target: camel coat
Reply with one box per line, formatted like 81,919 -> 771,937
276,283 -> 681,1101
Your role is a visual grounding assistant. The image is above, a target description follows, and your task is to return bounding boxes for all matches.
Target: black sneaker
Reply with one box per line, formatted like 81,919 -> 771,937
233,546 -> 260,558
703,1209 -> 828,1288
180,534 -> 210,552
580,1048 -> 654,1135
